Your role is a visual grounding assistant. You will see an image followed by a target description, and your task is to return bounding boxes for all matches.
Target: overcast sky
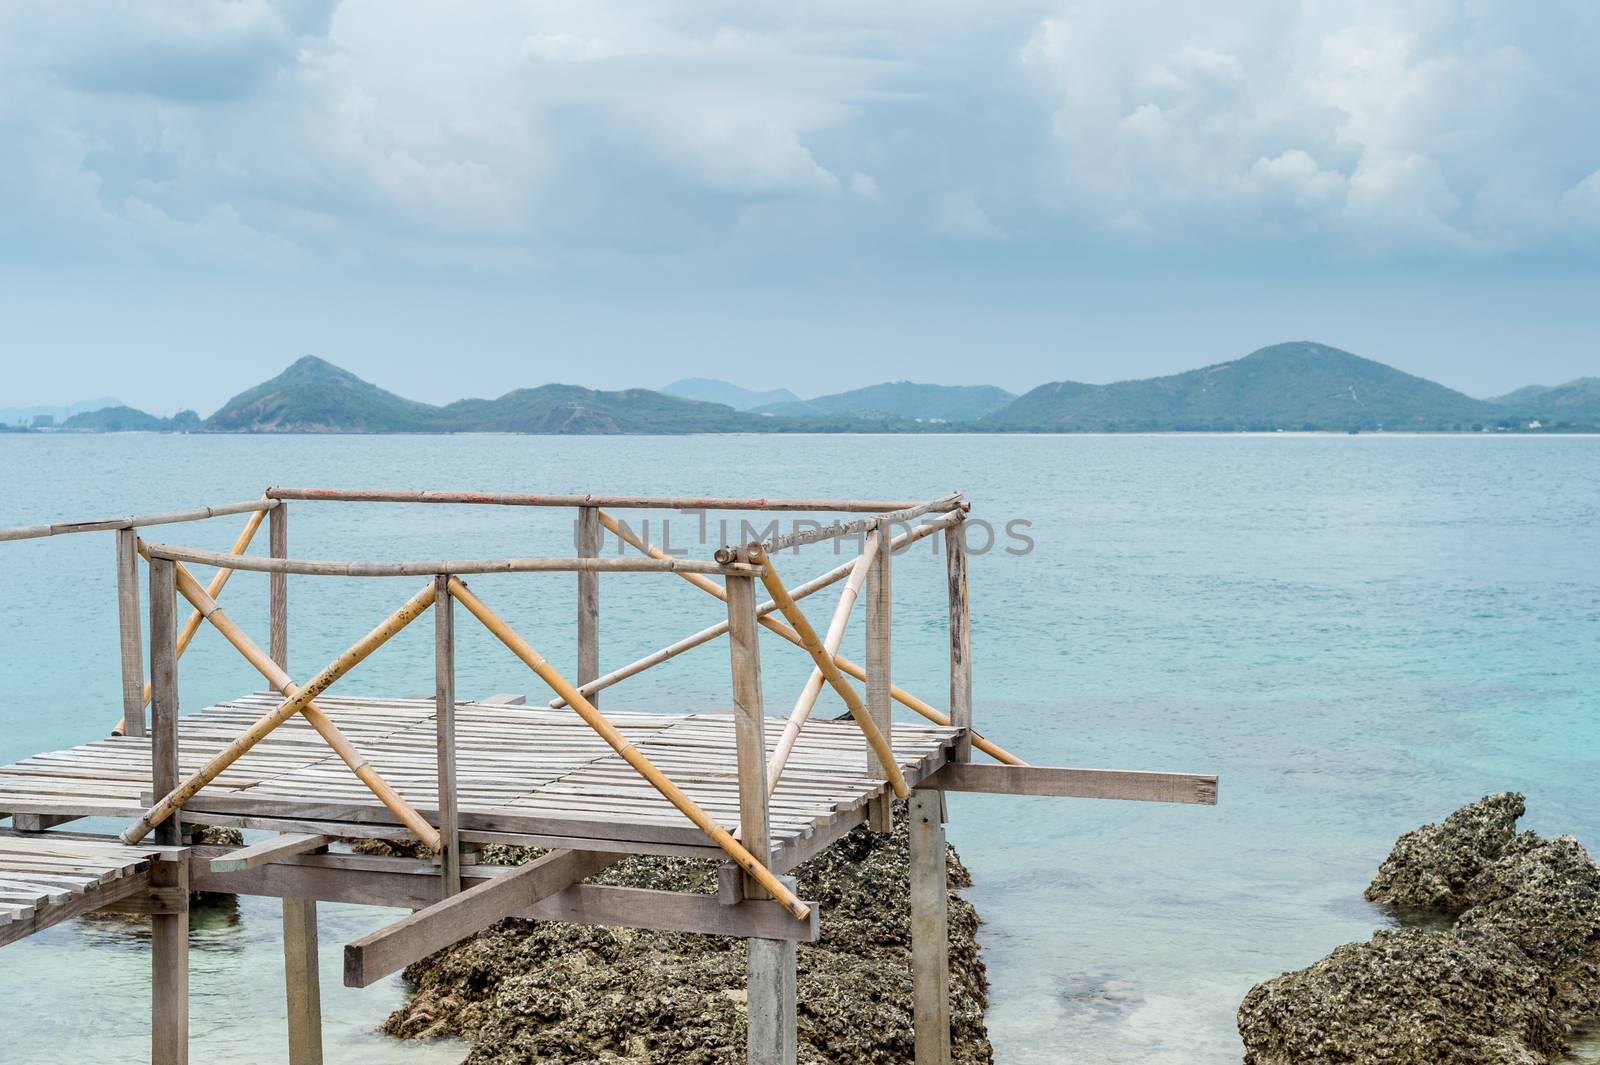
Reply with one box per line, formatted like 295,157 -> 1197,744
2,1 -> 1597,414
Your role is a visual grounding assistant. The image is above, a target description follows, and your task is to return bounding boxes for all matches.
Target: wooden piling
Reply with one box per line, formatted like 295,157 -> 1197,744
909,789 -> 952,1065
747,935 -> 798,1065
435,575 -> 461,896
945,520 -> 973,762
117,528 -> 146,737
726,569 -> 769,896
577,506 -> 601,706
865,526 -> 894,832
148,556 -> 189,1064
282,898 -> 324,1065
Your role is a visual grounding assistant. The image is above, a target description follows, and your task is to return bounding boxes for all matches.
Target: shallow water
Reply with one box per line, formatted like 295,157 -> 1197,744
1,433 -> 1596,1064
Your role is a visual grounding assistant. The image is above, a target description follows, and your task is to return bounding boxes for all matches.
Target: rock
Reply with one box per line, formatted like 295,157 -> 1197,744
384,803 -> 992,1064
1365,792 -> 1528,914
1239,794 -> 1600,1064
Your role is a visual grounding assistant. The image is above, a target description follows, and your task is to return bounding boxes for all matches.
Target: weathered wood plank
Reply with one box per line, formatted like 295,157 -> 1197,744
944,522 -> 972,762
435,575 -> 460,897
576,505 -> 601,705
866,526 -> 893,832
117,528 -> 146,738
283,897 -> 323,1065
269,501 -> 288,669
924,762 -> 1218,805
726,570 -> 770,899
342,849 -> 618,987
910,789 -> 951,1065
208,833 -> 329,873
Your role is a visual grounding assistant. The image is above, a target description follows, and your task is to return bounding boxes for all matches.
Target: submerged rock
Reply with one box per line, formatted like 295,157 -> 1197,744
1239,793 -> 1600,1064
384,804 -> 992,1064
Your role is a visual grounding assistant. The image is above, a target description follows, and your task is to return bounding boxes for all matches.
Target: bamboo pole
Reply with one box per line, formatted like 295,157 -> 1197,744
0,498 -> 276,543
121,573 -> 439,847
265,486 -> 947,513
113,509 -> 267,736
766,534 -> 880,793
446,577 -> 811,922
749,549 -> 910,801
715,494 -> 963,561
140,542 -> 755,577
598,509 -> 1025,765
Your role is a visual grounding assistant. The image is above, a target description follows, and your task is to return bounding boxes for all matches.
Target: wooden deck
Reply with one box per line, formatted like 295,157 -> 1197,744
0,693 -> 960,868
0,835 -> 180,947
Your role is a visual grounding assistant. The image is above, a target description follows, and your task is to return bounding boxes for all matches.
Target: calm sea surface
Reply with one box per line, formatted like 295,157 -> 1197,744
1,433 -> 1596,1064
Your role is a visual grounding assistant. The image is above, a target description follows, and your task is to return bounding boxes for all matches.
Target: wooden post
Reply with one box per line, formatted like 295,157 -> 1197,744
729,565 -> 796,1065
148,556 -> 189,1065
270,501 -> 288,670
435,575 -> 460,896
909,788 -> 951,1065
866,525 -> 894,831
945,520 -> 972,762
282,898 -> 324,1065
577,505 -> 601,706
726,569 -> 769,896
117,528 -> 146,737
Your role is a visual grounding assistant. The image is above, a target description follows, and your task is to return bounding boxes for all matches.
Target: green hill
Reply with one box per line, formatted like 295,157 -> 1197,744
61,406 -> 201,432
205,356 -> 440,432
440,386 -> 758,434
755,381 -> 1015,422
983,342 -> 1497,432
1491,377 -> 1600,429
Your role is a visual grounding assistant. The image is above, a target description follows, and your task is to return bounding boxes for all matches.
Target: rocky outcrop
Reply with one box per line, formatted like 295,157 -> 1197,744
1239,793 -> 1600,1064
384,805 -> 992,1064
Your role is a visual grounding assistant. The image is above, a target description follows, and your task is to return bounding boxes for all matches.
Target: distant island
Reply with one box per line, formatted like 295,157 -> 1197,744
9,342 -> 1598,435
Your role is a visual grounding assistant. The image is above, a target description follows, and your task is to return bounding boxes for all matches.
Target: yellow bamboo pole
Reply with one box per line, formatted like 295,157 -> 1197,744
766,533 -> 880,793
113,509 -> 267,736
447,577 -> 811,921
749,549 -> 910,800
121,573 -> 439,847
599,510 -> 1024,766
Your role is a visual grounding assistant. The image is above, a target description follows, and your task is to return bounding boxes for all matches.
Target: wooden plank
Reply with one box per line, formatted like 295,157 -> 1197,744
866,526 -> 893,832
945,522 -> 972,762
909,789 -> 951,1065
208,833 -> 329,873
283,897 -> 323,1065
923,762 -> 1218,805
117,528 -> 146,738
726,571 -> 770,899
435,576 -> 460,896
576,505 -> 601,705
342,849 -> 618,987
269,501 -> 288,669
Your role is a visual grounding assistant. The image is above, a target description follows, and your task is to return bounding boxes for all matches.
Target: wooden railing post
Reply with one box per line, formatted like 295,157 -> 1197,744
728,559 -> 796,1065
910,788 -> 952,1065
945,519 -> 972,762
269,501 -> 288,670
866,524 -> 894,831
148,555 -> 189,1064
117,528 -> 146,737
435,574 -> 460,896
577,505 -> 601,705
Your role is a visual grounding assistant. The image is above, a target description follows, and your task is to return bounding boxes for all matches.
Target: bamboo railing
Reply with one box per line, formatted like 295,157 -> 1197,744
4,485 -> 1012,917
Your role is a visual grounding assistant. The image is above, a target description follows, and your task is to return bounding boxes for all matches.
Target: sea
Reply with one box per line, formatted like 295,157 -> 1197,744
0,432 -> 1596,1064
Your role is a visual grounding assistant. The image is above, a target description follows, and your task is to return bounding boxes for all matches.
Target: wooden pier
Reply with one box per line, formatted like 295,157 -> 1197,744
0,485 -> 1216,1064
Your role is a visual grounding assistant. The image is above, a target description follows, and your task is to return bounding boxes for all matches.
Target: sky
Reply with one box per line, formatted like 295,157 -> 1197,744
1,1 -> 1597,414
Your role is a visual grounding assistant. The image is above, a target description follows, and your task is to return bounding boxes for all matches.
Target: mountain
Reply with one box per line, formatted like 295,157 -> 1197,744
1490,377 -> 1600,429
61,406 -> 201,432
0,396 -> 122,427
754,382 -> 1016,422
440,386 -> 758,434
661,377 -> 800,411
205,355 -> 442,432
984,342 -> 1497,432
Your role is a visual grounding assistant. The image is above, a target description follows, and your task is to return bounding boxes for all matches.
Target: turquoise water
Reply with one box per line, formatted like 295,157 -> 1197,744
1,433 -> 1597,1064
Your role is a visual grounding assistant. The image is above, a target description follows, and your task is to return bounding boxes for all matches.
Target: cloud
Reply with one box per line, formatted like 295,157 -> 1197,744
935,188 -> 1000,238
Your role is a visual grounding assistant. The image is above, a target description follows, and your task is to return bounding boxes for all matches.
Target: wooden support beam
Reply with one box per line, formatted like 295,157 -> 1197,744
342,849 -> 618,988
945,521 -> 972,762
434,575 -> 460,897
866,526 -> 894,832
923,762 -> 1218,805
726,569 -> 770,899
576,505 -> 601,706
150,856 -> 189,1065
208,833 -> 330,874
117,528 -> 146,737
282,897 -> 324,1065
148,558 -> 180,847
269,500 -> 288,669
909,789 -> 951,1065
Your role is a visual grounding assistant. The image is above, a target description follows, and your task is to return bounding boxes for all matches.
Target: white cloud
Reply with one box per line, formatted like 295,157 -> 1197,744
935,188 -> 1000,238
